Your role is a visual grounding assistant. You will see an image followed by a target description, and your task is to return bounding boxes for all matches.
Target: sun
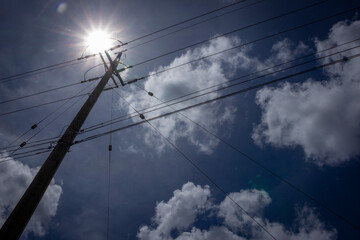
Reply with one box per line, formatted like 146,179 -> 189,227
85,30 -> 112,53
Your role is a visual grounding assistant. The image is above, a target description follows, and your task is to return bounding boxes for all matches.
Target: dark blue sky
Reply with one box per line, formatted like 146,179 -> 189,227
0,0 -> 359,240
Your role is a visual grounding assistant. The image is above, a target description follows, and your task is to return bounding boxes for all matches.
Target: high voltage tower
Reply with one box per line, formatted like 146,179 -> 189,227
1,0 -> 360,239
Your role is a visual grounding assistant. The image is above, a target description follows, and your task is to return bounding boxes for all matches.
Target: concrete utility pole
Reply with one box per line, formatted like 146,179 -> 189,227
0,51 -> 124,240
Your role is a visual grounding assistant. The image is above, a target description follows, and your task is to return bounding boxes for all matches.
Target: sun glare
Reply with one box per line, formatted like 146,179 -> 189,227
86,30 -> 112,53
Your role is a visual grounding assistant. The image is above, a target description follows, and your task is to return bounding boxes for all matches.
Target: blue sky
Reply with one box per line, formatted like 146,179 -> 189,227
0,0 -> 359,239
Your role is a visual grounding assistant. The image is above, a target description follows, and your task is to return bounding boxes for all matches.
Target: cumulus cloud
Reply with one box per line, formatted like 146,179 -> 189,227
137,182 -> 336,240
252,18 -> 360,166
0,155 -> 62,236
137,182 -> 211,240
218,189 -> 271,233
124,36 -> 260,154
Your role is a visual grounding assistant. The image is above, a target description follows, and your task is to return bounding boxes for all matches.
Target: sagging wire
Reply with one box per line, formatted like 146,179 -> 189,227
134,82 -> 360,232
0,78 -> 97,162
111,87 -> 277,240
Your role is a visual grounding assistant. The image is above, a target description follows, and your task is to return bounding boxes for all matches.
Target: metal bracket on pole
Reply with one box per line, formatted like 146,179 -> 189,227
100,52 -> 119,88
105,51 -> 125,86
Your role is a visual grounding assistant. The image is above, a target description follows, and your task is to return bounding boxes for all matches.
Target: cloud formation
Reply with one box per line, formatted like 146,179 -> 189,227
0,155 -> 62,236
266,38 -> 310,65
137,182 -> 336,240
124,36 -> 258,154
137,182 -> 211,239
252,19 -> 360,166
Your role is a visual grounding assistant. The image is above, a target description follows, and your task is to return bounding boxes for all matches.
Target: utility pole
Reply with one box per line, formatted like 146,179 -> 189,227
0,51 -> 124,240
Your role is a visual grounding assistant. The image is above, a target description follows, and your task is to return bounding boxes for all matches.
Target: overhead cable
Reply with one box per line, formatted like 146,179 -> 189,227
73,51 -> 360,144
135,84 -> 360,231
79,45 -> 360,133
115,86 -> 278,240
0,1 -> 251,84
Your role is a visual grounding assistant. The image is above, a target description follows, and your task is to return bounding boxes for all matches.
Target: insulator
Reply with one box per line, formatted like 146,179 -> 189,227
139,114 -> 145,120
109,145 -> 112,151
31,124 -> 38,129
148,92 -> 154,96
20,142 -> 27,147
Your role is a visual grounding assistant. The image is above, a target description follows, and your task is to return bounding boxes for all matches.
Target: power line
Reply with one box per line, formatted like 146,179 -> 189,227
127,0 -> 265,50
135,84 -> 360,231
0,82 -> 83,105
0,0 -> 336,106
131,0 -> 330,68
73,51 -> 360,144
145,114 -> 277,240
0,1 -> 352,108
1,139 -> 55,153
114,87 -> 277,240
126,0 -> 249,44
79,44 -> 360,134
2,146 -> 52,159
2,35 -> 358,119
86,0 -> 331,81
0,128 -> 63,151
0,52 -> 125,240
0,58 -> 96,85
81,39 -> 359,131
70,51 -> 360,232
24,83 -> 96,142
8,40 -> 356,150
0,59 -> 80,82
127,5 -> 360,84
4,95 -> 91,160
0,83 -> 94,158
0,150 -> 50,164
0,0 -> 334,87
0,93 -> 89,117
1,3 -> 356,148
0,1 -> 251,84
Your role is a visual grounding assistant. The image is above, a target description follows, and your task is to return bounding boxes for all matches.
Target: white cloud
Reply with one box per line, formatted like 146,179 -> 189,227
0,155 -> 62,237
218,189 -> 271,233
252,18 -> 360,166
137,182 -> 211,240
315,19 -> 360,81
176,226 -> 245,240
267,38 -> 310,64
137,182 -> 336,240
124,36 -> 259,154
